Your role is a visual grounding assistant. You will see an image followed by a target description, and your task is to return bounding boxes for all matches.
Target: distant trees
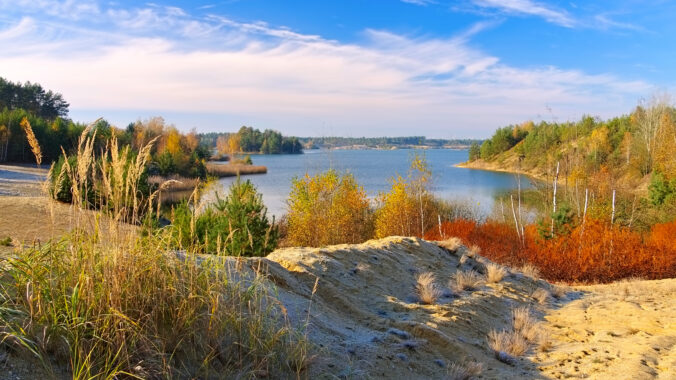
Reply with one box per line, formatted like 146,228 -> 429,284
205,127 -> 302,155
632,94 -> 672,174
468,142 -> 481,161
0,77 -> 69,120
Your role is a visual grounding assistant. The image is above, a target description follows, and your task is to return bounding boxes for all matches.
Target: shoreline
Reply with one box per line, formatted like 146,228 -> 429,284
455,160 -> 547,184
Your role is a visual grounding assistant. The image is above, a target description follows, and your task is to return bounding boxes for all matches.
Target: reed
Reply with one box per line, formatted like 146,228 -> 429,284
20,117 -> 42,166
206,162 -> 267,177
0,126 -> 309,378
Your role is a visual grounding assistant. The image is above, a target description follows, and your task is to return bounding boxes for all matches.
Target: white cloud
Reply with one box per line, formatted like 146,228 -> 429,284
472,0 -> 575,27
0,1 -> 652,137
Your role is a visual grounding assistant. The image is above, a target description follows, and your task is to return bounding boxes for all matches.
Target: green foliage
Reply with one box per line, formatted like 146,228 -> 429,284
0,236 -> 11,246
537,203 -> 575,239
171,179 -> 278,256
648,171 -> 676,206
213,126 -> 303,154
480,125 -> 527,159
468,142 -> 481,161
0,77 -> 69,120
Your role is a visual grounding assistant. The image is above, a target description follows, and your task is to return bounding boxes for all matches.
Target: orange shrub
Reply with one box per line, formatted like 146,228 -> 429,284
425,218 -> 676,283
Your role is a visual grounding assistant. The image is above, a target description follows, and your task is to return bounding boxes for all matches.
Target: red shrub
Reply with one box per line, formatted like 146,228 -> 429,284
425,218 -> 676,283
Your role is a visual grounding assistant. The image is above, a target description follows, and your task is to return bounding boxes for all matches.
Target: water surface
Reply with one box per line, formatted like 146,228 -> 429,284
208,149 -> 533,218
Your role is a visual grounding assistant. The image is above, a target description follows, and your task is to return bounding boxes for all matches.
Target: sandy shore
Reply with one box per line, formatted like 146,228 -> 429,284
0,164 -> 47,196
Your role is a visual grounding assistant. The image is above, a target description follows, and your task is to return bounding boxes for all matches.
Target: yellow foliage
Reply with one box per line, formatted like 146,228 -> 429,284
165,128 -> 183,155
286,170 -> 372,247
374,152 -> 436,238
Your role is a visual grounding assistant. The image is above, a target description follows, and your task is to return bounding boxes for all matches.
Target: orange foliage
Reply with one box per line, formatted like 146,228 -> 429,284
426,218 -> 676,283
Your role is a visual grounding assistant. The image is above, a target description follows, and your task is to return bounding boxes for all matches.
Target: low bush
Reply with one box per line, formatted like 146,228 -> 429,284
170,179 -> 278,256
426,218 -> 676,283
286,170 -> 372,247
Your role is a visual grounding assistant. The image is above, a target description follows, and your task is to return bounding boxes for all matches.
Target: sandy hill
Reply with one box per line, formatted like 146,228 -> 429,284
237,237 -> 675,379
247,237 -> 562,379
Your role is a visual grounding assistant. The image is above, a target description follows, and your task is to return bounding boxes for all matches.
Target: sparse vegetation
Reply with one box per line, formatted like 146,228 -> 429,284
0,236 -> 11,246
486,263 -> 507,283
416,272 -> 443,304
447,360 -> 484,380
532,288 -> 550,304
453,270 -> 484,291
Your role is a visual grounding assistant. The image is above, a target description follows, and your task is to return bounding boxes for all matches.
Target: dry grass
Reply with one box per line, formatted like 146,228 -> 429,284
20,117 -> 42,166
453,270 -> 484,291
459,254 -> 469,266
0,128 -> 309,378
550,285 -> 567,299
485,263 -> 507,283
512,307 -> 539,342
487,329 -> 529,358
532,288 -> 550,304
447,361 -> 484,380
437,237 -> 462,253
537,330 -> 553,352
416,272 -> 442,304
467,244 -> 480,258
206,162 -> 267,177
148,175 -> 201,191
520,263 -> 540,279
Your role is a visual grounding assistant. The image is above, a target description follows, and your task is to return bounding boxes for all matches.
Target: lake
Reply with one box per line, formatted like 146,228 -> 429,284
207,149 -> 534,218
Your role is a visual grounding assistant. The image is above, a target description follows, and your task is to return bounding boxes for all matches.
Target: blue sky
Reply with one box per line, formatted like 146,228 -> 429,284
0,0 -> 673,138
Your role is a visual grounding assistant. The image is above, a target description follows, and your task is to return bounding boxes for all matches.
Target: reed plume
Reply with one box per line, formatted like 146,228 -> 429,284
20,117 -> 42,166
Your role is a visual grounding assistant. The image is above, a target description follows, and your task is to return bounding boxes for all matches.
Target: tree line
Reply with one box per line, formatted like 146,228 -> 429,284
205,127 -> 303,156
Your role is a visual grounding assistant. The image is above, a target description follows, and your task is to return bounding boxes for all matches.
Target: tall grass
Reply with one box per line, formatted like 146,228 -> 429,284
0,127 -> 309,378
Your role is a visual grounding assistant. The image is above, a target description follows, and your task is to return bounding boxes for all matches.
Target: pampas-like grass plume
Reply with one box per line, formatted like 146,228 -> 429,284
20,117 -> 42,166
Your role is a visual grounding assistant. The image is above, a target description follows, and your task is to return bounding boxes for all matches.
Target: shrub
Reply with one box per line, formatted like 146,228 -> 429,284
286,170 -> 372,247
415,272 -> 442,304
374,152 -> 437,238
170,179 -> 278,256
0,236 -> 11,246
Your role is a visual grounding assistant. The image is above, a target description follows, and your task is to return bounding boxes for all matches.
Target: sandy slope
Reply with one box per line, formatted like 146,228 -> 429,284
255,237 -> 558,379
537,279 -> 676,380
251,238 -> 675,379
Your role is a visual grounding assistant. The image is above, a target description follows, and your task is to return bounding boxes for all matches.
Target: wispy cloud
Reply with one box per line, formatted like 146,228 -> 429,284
594,14 -> 645,32
401,0 -> 436,6
0,1 -> 650,137
471,0 -> 575,27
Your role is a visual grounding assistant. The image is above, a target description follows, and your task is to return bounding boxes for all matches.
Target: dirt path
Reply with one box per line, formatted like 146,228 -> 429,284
536,279 -> 676,379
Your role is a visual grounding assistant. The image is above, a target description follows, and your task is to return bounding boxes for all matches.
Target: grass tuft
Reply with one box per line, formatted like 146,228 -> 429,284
416,272 -> 442,305
485,263 -> 507,283
453,270 -> 484,291
532,288 -> 550,304
447,360 -> 484,379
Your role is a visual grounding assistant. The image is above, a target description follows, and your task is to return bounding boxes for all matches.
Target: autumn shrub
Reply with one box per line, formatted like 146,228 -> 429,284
425,217 -> 676,283
286,170 -> 372,247
374,152 -> 438,238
